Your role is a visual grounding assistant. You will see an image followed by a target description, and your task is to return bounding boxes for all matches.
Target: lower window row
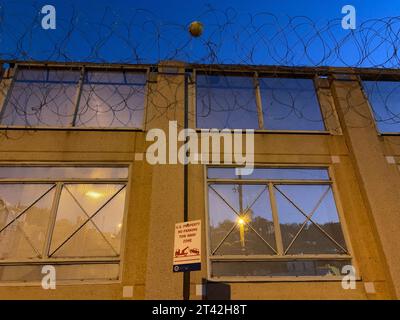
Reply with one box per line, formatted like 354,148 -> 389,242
0,165 -> 352,282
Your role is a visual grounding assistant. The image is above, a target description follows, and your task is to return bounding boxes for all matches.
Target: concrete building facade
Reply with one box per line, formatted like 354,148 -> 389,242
0,61 -> 399,299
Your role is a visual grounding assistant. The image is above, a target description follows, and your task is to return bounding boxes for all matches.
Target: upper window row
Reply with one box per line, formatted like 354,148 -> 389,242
3,67 -> 400,133
0,67 -> 328,130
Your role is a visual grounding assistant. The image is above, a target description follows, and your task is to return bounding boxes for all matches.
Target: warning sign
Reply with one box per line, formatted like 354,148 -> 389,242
173,220 -> 201,272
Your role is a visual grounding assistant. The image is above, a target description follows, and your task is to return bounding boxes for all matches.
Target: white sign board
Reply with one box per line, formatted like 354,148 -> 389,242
173,220 -> 201,272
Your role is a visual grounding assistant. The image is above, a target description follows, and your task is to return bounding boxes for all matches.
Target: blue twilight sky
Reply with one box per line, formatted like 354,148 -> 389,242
0,0 -> 400,67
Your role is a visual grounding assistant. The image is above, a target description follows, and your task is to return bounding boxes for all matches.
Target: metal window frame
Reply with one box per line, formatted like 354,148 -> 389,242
311,76 -> 328,131
0,162 -> 131,284
0,64 -> 149,130
0,63 -> 19,123
193,70 -> 330,133
204,164 -> 354,281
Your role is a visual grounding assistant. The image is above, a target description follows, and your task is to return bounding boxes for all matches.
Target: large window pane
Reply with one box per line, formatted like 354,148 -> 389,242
363,80 -> 400,133
260,78 -> 324,130
50,184 -> 125,257
208,184 -> 276,255
196,75 -> 259,129
0,184 -> 55,259
75,71 -> 146,128
275,184 -> 347,254
1,68 -> 80,126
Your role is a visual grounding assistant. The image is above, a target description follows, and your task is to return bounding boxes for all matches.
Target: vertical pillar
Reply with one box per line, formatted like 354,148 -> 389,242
144,61 -> 186,299
332,76 -> 400,298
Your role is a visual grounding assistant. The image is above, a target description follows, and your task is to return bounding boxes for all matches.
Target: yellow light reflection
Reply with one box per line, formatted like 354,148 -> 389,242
86,191 -> 103,199
236,214 -> 251,248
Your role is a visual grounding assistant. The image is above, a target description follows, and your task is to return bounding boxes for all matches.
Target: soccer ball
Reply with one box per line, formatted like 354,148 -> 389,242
188,21 -> 203,37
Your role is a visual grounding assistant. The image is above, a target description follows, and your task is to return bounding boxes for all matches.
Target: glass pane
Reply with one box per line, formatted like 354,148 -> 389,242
208,167 -> 329,180
260,78 -> 324,130
1,82 -> 78,126
363,80 -> 400,133
53,189 -> 125,257
0,184 -> 55,259
16,68 -> 80,82
76,71 -> 145,128
15,68 -> 47,81
0,263 -> 119,282
125,72 -> 147,85
0,166 -> 128,179
211,259 -> 351,277
275,185 -> 347,254
85,71 -> 126,83
196,75 -> 259,129
0,184 -> 54,229
208,185 -> 237,251
85,70 -> 146,85
245,168 -> 329,180
208,184 -> 275,255
50,184 -> 125,257
47,69 -> 81,82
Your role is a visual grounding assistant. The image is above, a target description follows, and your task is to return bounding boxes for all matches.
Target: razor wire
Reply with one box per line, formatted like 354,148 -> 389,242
0,4 -> 400,135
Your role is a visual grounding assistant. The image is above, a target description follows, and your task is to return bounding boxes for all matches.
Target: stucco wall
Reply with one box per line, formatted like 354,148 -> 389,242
0,62 -> 397,299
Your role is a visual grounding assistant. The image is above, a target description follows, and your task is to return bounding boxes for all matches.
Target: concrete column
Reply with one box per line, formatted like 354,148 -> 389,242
144,61 -> 186,299
332,77 -> 400,298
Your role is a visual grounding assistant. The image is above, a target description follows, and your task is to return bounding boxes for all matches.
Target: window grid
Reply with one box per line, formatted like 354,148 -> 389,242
205,166 -> 352,280
0,65 -> 148,129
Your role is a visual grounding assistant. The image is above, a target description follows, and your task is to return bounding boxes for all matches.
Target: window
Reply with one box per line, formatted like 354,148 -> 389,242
363,80 -> 400,133
259,77 -> 324,130
76,71 -> 146,128
206,167 -> 351,279
0,165 -> 128,283
196,75 -> 259,129
196,73 -> 325,131
1,68 -> 80,127
0,67 -> 147,128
